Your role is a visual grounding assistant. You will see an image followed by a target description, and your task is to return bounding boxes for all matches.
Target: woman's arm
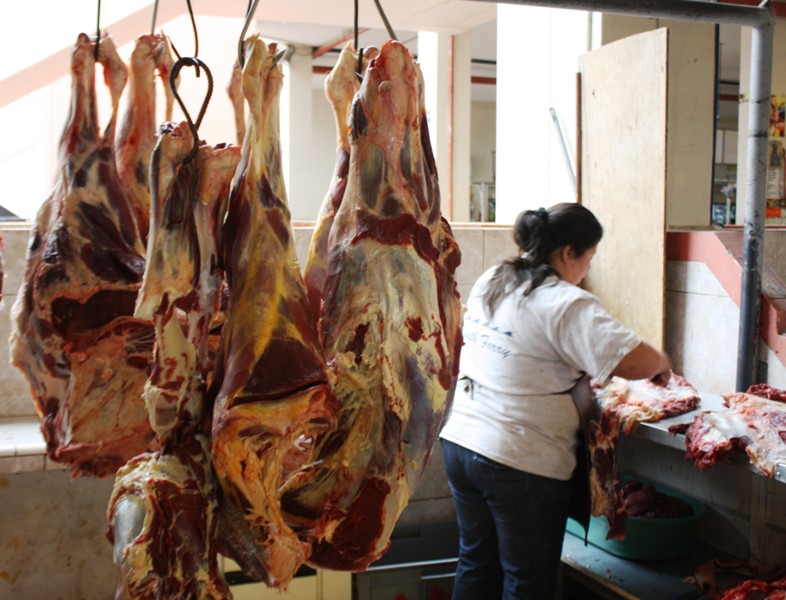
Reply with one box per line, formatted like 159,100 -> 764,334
612,341 -> 672,384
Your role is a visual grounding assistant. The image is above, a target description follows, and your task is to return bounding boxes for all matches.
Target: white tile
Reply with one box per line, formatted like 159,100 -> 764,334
453,228 -> 484,286
0,454 -> 45,473
666,260 -> 727,296
483,228 -> 516,271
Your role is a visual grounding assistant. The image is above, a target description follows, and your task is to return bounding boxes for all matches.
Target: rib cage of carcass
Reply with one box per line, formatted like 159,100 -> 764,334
9,33 -> 174,478
11,30 -> 462,596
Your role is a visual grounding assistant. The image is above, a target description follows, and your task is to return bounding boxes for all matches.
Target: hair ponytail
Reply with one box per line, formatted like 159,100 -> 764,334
482,203 -> 603,315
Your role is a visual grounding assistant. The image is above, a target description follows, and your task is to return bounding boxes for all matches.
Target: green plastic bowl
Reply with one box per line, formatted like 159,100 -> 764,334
566,474 -> 706,561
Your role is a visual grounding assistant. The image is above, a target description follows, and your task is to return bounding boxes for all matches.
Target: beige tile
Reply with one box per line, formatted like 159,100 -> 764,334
666,260 -> 727,296
483,228 -> 516,270
0,295 -> 39,418
0,455 -> 45,474
292,224 -> 315,271
44,456 -> 69,471
453,228 -> 484,287
2,226 -> 32,296
457,283 -> 473,305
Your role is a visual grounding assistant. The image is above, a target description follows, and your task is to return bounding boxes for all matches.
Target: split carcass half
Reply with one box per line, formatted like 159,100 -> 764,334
209,35 -> 334,588
108,121 -> 239,599
282,40 -> 462,571
116,33 -> 175,244
302,42 -> 378,319
9,33 -> 155,478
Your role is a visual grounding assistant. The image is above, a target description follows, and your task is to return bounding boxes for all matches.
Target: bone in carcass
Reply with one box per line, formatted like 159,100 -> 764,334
303,42 -> 378,319
683,390 -> 786,477
281,40 -> 463,571
208,35 -> 334,588
115,33 -> 175,244
589,373 -> 700,539
9,33 -> 155,477
108,123 -> 239,599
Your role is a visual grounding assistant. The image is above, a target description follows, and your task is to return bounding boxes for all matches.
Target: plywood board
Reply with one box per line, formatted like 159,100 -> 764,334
579,28 -> 668,350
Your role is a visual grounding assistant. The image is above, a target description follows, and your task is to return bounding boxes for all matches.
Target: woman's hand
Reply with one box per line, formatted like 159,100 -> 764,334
612,342 -> 672,383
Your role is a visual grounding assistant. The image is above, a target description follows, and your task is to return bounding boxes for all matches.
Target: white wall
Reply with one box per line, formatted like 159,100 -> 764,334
495,6 -> 588,224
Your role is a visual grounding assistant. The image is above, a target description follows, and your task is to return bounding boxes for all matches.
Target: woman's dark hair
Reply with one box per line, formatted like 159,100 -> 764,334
482,203 -> 603,315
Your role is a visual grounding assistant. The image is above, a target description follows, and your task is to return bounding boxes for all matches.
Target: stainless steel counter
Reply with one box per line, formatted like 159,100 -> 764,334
630,392 -> 786,485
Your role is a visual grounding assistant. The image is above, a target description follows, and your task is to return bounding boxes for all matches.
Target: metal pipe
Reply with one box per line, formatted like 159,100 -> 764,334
471,0 -> 770,27
472,0 -> 775,390
737,18 -> 774,390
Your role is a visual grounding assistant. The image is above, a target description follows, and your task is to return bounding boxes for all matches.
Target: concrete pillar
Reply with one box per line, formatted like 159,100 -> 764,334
495,5 -> 589,224
280,43 -> 319,221
418,31 -> 454,219
451,30 -> 473,223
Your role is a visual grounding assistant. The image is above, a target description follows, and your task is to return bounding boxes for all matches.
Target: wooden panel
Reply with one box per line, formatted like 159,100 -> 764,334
579,28 -> 669,349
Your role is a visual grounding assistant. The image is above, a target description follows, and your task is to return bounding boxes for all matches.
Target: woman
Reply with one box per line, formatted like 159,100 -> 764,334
439,203 -> 671,600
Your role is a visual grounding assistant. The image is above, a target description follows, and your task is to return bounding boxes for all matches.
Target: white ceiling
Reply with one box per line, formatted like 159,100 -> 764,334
0,1 -> 743,112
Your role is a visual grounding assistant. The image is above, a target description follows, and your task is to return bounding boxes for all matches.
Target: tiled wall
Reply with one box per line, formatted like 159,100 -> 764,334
0,222 -> 516,599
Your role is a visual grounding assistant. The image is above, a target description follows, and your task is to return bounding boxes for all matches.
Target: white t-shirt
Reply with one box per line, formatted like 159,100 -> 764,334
440,268 -> 640,481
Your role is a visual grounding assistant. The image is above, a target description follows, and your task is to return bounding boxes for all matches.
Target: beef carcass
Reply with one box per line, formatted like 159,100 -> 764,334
589,373 -> 700,538
9,33 -> 155,477
208,35 -> 335,588
108,120 -> 239,599
302,42 -> 377,319
281,40 -> 463,571
115,33 -> 175,243
683,391 -> 786,477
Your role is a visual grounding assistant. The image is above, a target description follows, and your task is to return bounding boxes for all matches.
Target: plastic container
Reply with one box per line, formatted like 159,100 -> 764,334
566,474 -> 706,561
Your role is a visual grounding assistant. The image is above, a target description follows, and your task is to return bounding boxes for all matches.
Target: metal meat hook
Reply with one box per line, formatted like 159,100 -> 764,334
94,0 -> 102,61
238,0 -> 261,68
169,56 -> 214,165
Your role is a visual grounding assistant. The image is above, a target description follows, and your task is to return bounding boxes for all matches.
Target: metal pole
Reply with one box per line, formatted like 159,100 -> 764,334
737,19 -> 774,391
471,0 -> 769,27
472,0 -> 775,390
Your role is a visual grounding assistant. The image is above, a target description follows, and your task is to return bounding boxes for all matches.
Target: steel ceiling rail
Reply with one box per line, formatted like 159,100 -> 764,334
473,0 -> 775,391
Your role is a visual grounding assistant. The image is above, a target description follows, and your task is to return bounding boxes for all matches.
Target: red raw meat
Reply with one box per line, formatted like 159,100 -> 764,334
108,118 -> 239,598
9,33 -> 155,477
684,391 -> 786,477
303,42 -> 377,319
208,36 -> 335,589
115,33 -> 174,243
589,373 -> 700,538
281,40 -> 462,571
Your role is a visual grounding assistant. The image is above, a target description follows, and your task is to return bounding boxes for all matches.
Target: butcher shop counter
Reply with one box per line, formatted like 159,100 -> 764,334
628,391 -> 786,484
559,530 -> 739,600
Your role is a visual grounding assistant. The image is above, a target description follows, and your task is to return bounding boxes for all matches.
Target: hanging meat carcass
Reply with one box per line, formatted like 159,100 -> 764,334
9,33 -> 155,477
208,35 -> 335,588
108,114 -> 239,598
115,33 -> 175,244
281,39 -> 463,571
302,42 -> 378,319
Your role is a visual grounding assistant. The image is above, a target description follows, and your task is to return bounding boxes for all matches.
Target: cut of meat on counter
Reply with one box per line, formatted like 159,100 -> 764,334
589,373 -> 701,539
9,33 -> 155,478
680,386 -> 786,477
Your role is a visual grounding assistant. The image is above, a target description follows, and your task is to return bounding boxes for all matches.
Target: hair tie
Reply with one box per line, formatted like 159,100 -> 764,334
536,207 -> 549,224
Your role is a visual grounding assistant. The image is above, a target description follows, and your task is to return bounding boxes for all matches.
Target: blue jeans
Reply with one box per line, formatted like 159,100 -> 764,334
441,439 -> 572,600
